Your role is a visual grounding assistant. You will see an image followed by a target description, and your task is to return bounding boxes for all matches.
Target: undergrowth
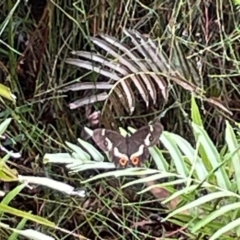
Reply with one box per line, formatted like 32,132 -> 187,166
0,0 -> 240,239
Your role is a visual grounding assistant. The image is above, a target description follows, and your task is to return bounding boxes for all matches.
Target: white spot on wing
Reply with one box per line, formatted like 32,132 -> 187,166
149,125 -> 154,132
113,147 -> 129,159
144,133 -> 151,146
130,145 -> 144,159
105,137 -> 113,151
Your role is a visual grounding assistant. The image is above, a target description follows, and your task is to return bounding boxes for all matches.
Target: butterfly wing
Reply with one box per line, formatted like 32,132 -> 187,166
92,122 -> 163,168
127,122 -> 163,166
92,129 -> 129,167
129,122 -> 163,147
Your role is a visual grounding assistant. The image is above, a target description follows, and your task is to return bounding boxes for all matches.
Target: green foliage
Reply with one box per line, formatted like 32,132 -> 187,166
1,0 -> 240,239
0,119 -> 58,240
233,0 -> 240,5
44,98 -> 240,239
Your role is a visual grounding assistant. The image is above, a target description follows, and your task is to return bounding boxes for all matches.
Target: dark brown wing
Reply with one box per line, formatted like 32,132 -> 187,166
129,122 -> 163,147
92,128 -> 130,168
92,128 -> 125,151
127,122 -> 163,167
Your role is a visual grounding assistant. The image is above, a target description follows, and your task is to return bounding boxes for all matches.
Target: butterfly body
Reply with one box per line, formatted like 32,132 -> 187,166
92,122 -> 163,168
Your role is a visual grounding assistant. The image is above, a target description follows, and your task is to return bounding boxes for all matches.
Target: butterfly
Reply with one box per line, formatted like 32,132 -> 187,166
92,122 -> 163,168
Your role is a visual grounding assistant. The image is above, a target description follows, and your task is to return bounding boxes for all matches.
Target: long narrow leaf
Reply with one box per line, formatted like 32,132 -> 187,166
163,191 -> 238,220
149,146 -> 169,171
210,217 -> 240,240
122,172 -> 176,189
192,202 -> 240,232
65,141 -> 90,160
78,138 -> 105,162
0,118 -> 12,136
170,133 -> 208,181
161,132 -> 188,177
191,96 -> 203,126
192,123 -> 231,190
225,121 -> 240,193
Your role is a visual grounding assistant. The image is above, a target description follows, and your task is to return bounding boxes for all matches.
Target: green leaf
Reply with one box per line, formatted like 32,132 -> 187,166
170,132 -> 208,181
149,146 -> 169,171
68,162 -> 114,173
192,202 -> 240,232
192,122 -> 231,190
0,118 -> 12,136
65,141 -> 91,161
0,184 -> 25,206
210,217 -> 240,240
122,172 -> 177,189
78,138 -> 104,162
161,184 -> 197,207
81,168 -> 159,183
191,96 -> 203,126
161,131 -> 188,177
163,191 -> 237,221
233,0 -> 240,5
8,217 -> 28,240
0,161 -> 18,182
139,178 -> 187,195
0,84 -> 16,103
43,153 -> 78,164
0,203 -> 55,227
225,121 -> 240,193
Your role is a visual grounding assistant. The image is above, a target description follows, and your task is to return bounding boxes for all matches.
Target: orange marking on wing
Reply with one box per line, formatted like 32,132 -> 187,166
119,158 -> 128,167
131,157 -> 140,166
